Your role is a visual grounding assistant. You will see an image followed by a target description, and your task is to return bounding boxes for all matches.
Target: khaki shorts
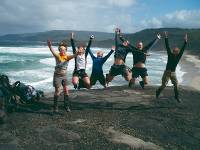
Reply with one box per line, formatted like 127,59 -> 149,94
53,72 -> 67,88
161,70 -> 178,86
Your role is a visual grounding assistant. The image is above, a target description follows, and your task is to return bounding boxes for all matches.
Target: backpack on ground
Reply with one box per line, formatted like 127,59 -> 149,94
12,81 -> 44,104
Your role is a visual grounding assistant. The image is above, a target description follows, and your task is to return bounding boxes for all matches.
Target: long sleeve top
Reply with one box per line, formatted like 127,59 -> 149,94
119,35 -> 159,65
165,38 -> 187,71
88,48 -> 113,74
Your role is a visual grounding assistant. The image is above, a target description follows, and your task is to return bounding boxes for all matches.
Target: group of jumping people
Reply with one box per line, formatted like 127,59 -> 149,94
47,28 -> 188,113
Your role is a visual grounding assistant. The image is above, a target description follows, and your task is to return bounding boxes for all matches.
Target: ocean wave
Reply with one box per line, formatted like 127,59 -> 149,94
0,46 -> 75,55
0,46 -> 50,55
0,56 -> 27,63
39,58 -> 55,66
29,77 -> 53,86
0,46 -> 187,91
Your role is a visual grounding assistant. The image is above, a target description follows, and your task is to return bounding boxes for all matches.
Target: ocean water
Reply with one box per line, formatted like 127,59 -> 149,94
0,46 -> 185,92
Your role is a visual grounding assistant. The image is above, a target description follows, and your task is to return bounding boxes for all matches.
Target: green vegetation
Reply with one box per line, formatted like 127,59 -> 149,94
0,28 -> 199,54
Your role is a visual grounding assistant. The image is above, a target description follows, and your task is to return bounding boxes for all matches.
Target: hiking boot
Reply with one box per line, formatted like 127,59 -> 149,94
53,95 -> 59,113
53,106 -> 58,113
74,84 -> 78,89
64,95 -> 71,112
175,96 -> 182,103
156,89 -> 160,99
64,106 -> 71,112
139,81 -> 144,89
78,79 -> 84,89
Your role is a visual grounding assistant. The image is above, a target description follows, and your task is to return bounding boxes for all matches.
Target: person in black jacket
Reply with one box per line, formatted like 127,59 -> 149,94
119,33 -> 161,89
106,28 -> 133,85
156,32 -> 188,102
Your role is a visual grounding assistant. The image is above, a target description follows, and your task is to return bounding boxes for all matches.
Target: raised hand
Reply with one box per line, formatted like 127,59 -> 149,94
111,46 -> 115,51
90,35 -> 95,39
115,28 -> 120,34
184,33 -> 188,42
157,33 -> 161,39
47,39 -> 52,47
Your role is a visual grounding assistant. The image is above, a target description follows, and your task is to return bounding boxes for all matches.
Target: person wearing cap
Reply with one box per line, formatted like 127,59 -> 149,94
156,32 -> 188,102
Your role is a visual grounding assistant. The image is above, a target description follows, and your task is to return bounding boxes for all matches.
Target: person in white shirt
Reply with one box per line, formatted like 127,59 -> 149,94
70,32 -> 93,89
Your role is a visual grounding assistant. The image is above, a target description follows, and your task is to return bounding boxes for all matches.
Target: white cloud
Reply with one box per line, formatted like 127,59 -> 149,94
164,10 -> 200,28
0,1 -> 199,35
108,0 -> 136,7
141,17 -> 163,28
0,0 -> 138,35
140,9 -> 200,29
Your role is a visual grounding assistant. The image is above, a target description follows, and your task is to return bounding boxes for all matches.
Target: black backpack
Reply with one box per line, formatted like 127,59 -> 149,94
0,74 -> 15,110
13,81 -> 44,104
0,74 -> 12,98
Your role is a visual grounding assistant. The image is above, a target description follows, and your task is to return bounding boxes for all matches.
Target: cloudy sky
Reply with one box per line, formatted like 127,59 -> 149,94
0,0 -> 199,35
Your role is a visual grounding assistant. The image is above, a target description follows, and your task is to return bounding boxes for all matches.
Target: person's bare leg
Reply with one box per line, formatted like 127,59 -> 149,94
72,76 -> 79,89
124,72 -> 132,81
143,76 -> 149,85
83,77 -> 91,89
140,76 -> 148,89
106,73 -> 114,86
129,78 -> 136,87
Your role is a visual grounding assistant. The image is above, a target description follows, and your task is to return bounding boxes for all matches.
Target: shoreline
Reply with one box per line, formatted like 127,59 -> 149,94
180,53 -> 200,91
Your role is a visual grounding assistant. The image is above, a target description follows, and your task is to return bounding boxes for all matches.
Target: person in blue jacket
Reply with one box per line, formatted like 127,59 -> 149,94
87,36 -> 115,88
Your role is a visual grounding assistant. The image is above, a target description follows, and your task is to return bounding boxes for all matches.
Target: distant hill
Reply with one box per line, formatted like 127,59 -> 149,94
0,28 -> 199,54
118,28 -> 200,53
0,30 -> 114,46
100,28 -> 200,56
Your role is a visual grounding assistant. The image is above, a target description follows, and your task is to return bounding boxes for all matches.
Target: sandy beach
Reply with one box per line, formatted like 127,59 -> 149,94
180,53 -> 200,91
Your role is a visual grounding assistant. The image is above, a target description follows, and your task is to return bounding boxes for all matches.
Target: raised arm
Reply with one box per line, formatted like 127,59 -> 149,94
88,48 -> 95,60
164,32 -> 171,55
70,32 -> 77,70
66,53 -> 78,61
143,33 -> 161,52
85,35 -> 94,58
178,33 -> 188,59
115,28 -> 120,51
47,39 -> 58,58
70,32 -> 76,54
102,46 -> 115,63
118,33 -> 138,51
